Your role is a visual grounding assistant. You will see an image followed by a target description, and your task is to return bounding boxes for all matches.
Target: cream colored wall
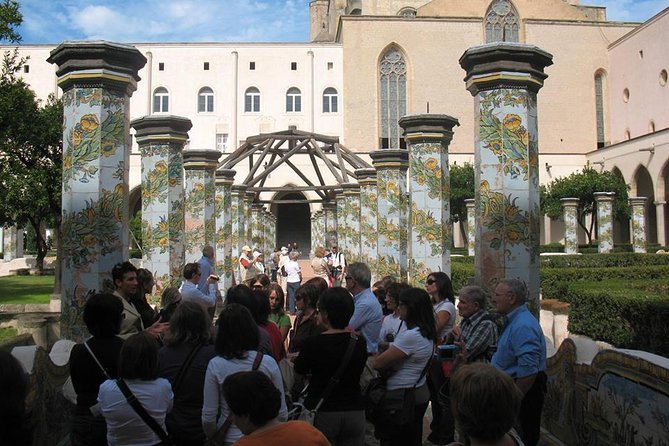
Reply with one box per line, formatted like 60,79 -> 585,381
608,9 -> 669,144
361,0 -> 431,15
418,0 -> 604,21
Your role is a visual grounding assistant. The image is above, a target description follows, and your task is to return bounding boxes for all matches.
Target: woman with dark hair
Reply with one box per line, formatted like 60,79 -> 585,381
202,304 -> 287,445
304,276 -> 328,296
225,285 -> 273,356
254,289 -> 286,361
377,282 -> 411,352
157,287 -> 182,323
69,293 -> 125,446
132,268 -> 159,329
425,272 -> 457,444
98,332 -> 173,446
267,284 -> 291,342
0,351 -> 31,446
372,288 -> 436,446
294,287 -> 368,446
158,301 -> 216,446
287,283 -> 325,354
250,273 -> 271,291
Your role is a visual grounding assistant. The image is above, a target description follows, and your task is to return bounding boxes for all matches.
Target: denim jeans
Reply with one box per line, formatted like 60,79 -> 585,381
287,281 -> 301,313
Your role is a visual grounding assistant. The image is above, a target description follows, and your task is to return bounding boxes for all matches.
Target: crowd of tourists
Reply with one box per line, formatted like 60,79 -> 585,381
0,244 -> 546,446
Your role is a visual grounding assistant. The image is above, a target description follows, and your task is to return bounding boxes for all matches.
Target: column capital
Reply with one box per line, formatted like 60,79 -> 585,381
465,198 -> 475,208
459,43 -> 553,96
323,201 -> 337,210
342,182 -> 361,194
231,184 -> 247,194
654,201 -> 667,206
355,168 -> 377,182
370,149 -> 409,170
593,191 -> 616,202
215,169 -> 236,185
131,115 -> 192,145
560,197 -> 580,207
48,41 -> 147,95
183,150 -> 221,170
398,114 -> 460,144
629,196 -> 647,206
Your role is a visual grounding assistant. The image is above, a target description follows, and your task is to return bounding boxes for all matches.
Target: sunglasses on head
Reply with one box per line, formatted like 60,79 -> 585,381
426,278 -> 436,285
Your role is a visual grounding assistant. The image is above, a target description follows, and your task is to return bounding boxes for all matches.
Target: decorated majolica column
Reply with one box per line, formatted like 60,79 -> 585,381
2,226 -> 23,261
251,204 -> 264,250
48,42 -> 146,339
215,169 -> 236,291
356,168 -> 378,273
315,210 -> 325,251
465,199 -> 476,256
460,43 -> 553,316
245,191 -> 256,248
335,189 -> 347,253
656,201 -> 666,247
560,198 -> 580,255
594,192 -> 615,254
400,114 -> 459,286
131,115 -> 191,293
371,150 -> 409,280
342,183 -> 361,263
629,197 -> 647,253
323,201 -> 337,248
231,185 -> 247,283
183,150 -> 220,263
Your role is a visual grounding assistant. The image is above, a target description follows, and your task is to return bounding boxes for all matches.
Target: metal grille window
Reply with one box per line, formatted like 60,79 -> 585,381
323,87 -> 338,113
245,87 -> 260,112
379,48 -> 406,149
153,87 -> 169,113
286,87 -> 302,112
485,0 -> 519,43
198,87 -> 214,113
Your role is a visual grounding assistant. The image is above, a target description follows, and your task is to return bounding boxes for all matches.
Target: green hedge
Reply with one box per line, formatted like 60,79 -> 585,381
540,253 -> 669,268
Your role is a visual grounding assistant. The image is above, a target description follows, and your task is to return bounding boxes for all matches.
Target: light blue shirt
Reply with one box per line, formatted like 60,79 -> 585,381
492,304 -> 546,379
179,280 -> 216,308
348,287 -> 383,354
197,255 -> 215,293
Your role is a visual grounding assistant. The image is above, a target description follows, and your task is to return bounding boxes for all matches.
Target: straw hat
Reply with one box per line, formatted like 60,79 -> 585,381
242,245 -> 252,252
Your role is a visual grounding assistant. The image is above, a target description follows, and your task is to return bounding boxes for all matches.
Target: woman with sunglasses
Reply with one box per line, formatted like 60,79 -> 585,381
372,288 -> 436,446
424,272 -> 456,445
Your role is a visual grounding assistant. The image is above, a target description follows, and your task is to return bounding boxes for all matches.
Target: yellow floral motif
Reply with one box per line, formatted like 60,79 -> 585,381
489,139 -> 503,154
80,114 -> 99,132
72,131 -> 83,148
82,234 -> 96,247
158,237 -> 169,248
425,158 -> 438,170
387,182 -> 398,196
503,114 -> 522,131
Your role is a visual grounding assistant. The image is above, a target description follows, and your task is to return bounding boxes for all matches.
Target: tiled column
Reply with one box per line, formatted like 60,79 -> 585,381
131,115 -> 191,292
2,226 -> 23,261
183,150 -> 220,263
343,183 -> 361,263
594,192 -> 615,254
460,43 -> 553,317
231,185 -> 247,284
400,114 -> 459,286
560,198 -> 579,255
215,169 -> 236,291
465,199 -> 476,257
49,42 -> 146,339
323,201 -> 337,248
251,204 -> 264,250
655,201 -> 666,247
245,191 -> 255,248
356,168 -> 379,277
371,150 -> 409,281
269,213 -> 277,251
629,197 -> 647,254
335,189 -> 347,253
310,213 -> 318,255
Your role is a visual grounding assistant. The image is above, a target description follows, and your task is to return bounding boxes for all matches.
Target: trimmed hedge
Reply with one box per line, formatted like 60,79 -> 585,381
540,253 -> 669,268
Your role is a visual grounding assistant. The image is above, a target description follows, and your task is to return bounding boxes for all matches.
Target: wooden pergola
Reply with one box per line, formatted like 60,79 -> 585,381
219,126 -> 372,204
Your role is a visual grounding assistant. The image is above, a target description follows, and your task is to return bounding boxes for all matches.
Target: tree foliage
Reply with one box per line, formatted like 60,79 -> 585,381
0,0 -> 22,43
540,167 -> 630,245
450,162 -> 475,244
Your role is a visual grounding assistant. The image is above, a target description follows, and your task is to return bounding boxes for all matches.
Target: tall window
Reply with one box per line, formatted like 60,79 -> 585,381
198,87 -> 214,113
216,133 -> 228,152
595,72 -> 606,149
153,87 -> 169,113
485,0 -> 519,43
286,87 -> 302,112
323,87 -> 338,113
379,48 -> 407,149
245,87 -> 260,112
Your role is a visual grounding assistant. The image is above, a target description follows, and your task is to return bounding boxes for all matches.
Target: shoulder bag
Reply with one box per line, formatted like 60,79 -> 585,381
116,378 -> 173,445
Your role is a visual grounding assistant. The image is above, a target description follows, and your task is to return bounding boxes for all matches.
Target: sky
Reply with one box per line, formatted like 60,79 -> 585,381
15,0 -> 669,44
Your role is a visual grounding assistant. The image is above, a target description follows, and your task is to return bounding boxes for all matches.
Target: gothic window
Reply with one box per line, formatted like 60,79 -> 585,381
323,87 -> 338,113
286,87 -> 302,112
198,87 -> 214,113
153,87 -> 169,113
485,0 -> 519,43
379,48 -> 407,149
595,72 -> 606,148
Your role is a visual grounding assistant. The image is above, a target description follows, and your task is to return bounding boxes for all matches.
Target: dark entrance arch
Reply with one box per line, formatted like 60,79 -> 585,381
275,192 -> 311,256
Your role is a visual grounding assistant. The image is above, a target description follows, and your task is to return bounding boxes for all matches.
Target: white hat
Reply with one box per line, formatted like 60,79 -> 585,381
281,246 -> 288,253
242,245 -> 251,252
252,250 -> 262,259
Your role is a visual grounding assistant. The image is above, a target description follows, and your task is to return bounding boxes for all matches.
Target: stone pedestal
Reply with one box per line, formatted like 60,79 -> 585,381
215,169 -> 236,291
323,202 -> 337,248
231,185 -> 247,283
400,114 -> 459,286
183,150 -> 220,263
460,43 -> 553,317
465,199 -> 475,257
342,183 -> 361,263
594,192 -> 615,254
629,197 -> 647,254
655,201 -> 666,247
356,169 -> 378,273
371,150 -> 409,280
560,198 -> 580,255
131,115 -> 191,291
48,42 -> 146,339
2,226 -> 24,261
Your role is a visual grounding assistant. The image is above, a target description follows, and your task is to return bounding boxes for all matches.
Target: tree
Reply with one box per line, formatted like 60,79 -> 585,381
0,0 -> 22,43
450,162 -> 475,244
0,50 -> 63,270
540,167 -> 630,245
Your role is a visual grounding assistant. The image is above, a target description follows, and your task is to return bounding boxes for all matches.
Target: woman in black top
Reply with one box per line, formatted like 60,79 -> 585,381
132,268 -> 158,328
68,293 -> 125,446
294,287 -> 368,446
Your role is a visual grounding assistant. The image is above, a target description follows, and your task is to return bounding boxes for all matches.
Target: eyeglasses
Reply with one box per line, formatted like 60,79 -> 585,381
426,279 -> 436,285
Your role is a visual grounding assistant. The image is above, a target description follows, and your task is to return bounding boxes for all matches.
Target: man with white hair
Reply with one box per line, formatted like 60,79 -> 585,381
238,245 -> 253,282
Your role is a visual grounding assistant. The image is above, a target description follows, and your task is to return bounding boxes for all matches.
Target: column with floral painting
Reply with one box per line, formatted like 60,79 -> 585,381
48,42 -> 146,339
594,192 -> 615,254
342,183 -> 361,263
371,150 -> 409,280
400,114 -> 459,286
629,196 -> 647,254
460,43 -> 553,317
356,168 -> 378,275
183,150 -> 220,263
465,199 -> 476,256
560,198 -> 579,255
231,185 -> 247,283
323,201 -> 337,248
2,226 -> 23,261
131,115 -> 191,295
245,191 -> 256,248
215,169 -> 236,291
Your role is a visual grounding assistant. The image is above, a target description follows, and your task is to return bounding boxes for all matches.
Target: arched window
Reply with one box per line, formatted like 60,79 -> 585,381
398,7 -> 417,17
286,87 -> 302,112
153,87 -> 169,113
485,0 -> 519,43
323,87 -> 338,113
595,71 -> 607,149
198,87 -> 214,113
379,47 -> 407,149
245,87 -> 260,112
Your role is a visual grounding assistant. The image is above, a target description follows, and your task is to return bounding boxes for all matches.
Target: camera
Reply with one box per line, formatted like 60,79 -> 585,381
384,333 -> 395,342
210,275 -> 220,281
438,344 -> 459,361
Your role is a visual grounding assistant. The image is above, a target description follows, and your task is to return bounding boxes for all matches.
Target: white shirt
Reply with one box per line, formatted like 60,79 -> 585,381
434,300 -> 457,340
387,327 -> 433,391
378,313 -> 406,343
284,260 -> 301,283
330,251 -> 346,269
179,280 -> 216,308
201,352 -> 288,444
98,378 -> 173,446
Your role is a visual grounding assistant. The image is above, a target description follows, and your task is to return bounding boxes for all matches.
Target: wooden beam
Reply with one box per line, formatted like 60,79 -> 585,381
258,199 -> 323,204
242,137 -> 275,184
282,157 -> 327,200
247,137 -> 312,186
310,138 -> 344,184
248,185 -> 336,191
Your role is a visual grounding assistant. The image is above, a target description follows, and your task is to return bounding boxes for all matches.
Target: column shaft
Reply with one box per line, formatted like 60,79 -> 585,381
629,197 -> 647,253
2,226 -> 23,262
594,192 -> 615,254
215,169 -> 236,291
560,198 -> 579,255
357,169 -> 379,278
656,201 -> 667,247
231,185 -> 247,284
465,199 -> 475,257
343,183 -> 361,264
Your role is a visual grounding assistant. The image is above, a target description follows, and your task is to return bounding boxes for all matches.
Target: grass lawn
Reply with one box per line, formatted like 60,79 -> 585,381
0,275 -> 54,305
0,327 -> 18,341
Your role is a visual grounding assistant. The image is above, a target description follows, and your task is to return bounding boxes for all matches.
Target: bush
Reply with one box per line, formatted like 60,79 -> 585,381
540,253 -> 669,268
451,261 -> 475,292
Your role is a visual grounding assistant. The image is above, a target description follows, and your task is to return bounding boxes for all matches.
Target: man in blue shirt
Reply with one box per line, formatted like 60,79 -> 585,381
345,262 -> 383,354
491,278 -> 547,446
197,245 -> 216,293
